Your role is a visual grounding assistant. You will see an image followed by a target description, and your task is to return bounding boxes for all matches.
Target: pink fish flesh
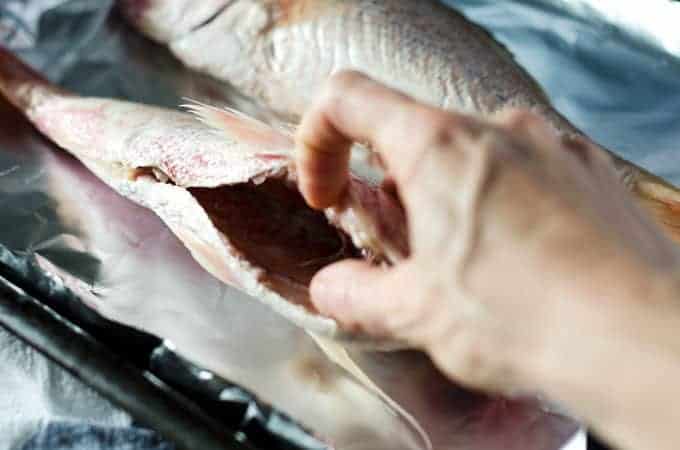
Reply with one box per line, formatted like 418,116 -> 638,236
0,47 -> 407,345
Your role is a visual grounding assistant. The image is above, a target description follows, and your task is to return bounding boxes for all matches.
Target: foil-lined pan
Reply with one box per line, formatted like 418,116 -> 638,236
3,0 -> 679,448
0,82 -> 328,450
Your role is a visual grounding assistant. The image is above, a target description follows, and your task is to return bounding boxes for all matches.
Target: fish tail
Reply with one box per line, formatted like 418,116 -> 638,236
577,139 -> 680,246
630,168 -> 680,244
0,46 -> 66,113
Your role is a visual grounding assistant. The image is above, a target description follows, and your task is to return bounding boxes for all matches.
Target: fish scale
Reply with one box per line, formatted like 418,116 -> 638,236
0,46 -> 409,346
121,0 -> 680,245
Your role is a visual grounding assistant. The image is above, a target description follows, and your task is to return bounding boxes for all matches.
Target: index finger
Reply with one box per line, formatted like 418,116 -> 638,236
295,70 -> 459,209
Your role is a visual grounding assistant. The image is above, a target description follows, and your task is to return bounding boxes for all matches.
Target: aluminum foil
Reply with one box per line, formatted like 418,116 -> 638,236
4,0 -> 678,448
447,0 -> 680,184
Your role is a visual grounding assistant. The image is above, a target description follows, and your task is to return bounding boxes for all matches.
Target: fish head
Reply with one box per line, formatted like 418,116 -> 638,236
120,0 -> 336,119
119,0 -> 276,49
121,0 -> 267,91
1,36 -> 409,345
119,0 -> 321,40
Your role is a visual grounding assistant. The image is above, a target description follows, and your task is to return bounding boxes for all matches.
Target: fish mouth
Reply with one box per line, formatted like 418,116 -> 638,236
133,166 -> 363,312
189,177 -> 362,309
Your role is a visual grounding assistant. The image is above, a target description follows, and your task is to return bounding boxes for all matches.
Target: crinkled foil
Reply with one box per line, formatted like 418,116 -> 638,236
3,0 -> 678,449
446,0 -> 680,185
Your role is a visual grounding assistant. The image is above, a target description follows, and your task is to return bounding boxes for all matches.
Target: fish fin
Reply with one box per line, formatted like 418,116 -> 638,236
182,99 -> 294,150
309,333 -> 433,450
634,176 -> 680,244
608,152 -> 680,244
0,46 -> 66,112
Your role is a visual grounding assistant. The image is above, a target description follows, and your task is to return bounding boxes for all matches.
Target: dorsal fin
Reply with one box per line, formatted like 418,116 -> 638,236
182,99 -> 294,150
0,46 -> 68,111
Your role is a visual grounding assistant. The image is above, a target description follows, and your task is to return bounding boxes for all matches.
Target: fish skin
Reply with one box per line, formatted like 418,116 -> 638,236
121,0 -> 680,242
0,89 -> 580,450
122,0 -> 560,122
0,46 -> 407,346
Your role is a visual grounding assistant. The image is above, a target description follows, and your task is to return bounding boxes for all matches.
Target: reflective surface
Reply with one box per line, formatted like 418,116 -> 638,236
4,0 -> 678,449
446,0 -> 680,183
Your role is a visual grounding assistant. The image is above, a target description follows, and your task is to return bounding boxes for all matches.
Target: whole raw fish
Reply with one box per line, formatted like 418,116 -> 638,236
121,0 -> 680,241
0,91 -> 578,450
0,89 -> 436,450
0,47 -> 407,345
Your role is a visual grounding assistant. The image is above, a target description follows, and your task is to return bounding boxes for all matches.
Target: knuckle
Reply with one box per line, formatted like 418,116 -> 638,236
561,134 -> 596,163
502,109 -> 554,141
415,112 -> 458,150
392,111 -> 463,183
324,70 -> 370,101
412,109 -> 484,155
329,69 -> 368,87
501,108 -> 540,127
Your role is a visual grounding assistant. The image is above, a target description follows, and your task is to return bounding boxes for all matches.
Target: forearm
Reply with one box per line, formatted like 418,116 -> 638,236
530,263 -> 680,450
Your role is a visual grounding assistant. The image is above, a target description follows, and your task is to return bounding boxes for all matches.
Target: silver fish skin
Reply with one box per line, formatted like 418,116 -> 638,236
123,0 -> 566,124
0,46 -> 407,345
122,0 -> 680,243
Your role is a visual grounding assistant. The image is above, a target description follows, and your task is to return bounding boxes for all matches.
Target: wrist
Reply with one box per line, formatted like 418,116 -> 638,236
530,263 -> 680,450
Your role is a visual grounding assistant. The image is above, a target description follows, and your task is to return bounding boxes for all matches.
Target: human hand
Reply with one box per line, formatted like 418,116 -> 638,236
295,70 -> 680,397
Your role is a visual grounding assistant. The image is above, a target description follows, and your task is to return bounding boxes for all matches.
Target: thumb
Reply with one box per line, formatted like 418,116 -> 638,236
310,260 -> 414,339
